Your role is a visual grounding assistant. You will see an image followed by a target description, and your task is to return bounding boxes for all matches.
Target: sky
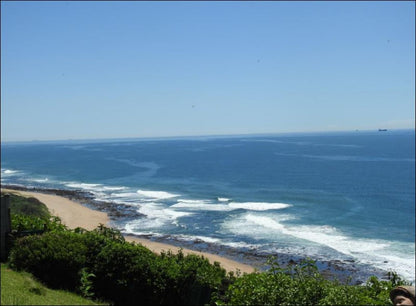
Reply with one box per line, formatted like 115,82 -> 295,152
1,1 -> 415,142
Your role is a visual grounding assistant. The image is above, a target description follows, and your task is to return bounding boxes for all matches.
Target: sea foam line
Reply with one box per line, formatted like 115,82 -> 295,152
229,202 -> 291,211
171,200 -> 292,212
65,182 -> 128,192
2,169 -> 19,174
137,189 -> 180,200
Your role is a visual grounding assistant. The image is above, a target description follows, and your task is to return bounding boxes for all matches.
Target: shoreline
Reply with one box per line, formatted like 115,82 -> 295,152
1,186 -> 256,274
1,184 -> 390,284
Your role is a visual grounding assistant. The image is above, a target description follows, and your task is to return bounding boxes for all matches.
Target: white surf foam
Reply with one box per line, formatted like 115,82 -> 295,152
65,182 -> 128,193
65,182 -> 103,190
223,213 -> 415,283
229,202 -> 292,211
221,240 -> 262,250
171,200 -> 230,211
177,199 -> 212,204
122,225 -> 164,237
239,214 -> 390,256
218,197 -> 231,202
174,235 -> 222,244
110,192 -> 139,198
62,182 -> 132,205
100,186 -> 128,191
243,214 -> 287,232
137,189 -> 180,200
135,202 -> 193,228
171,200 -> 292,212
3,169 -> 19,174
29,178 -> 50,183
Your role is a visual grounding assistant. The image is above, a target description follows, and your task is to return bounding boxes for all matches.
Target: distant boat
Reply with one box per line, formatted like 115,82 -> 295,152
378,129 -> 388,132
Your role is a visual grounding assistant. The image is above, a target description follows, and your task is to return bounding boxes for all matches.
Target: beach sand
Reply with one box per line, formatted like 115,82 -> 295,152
2,188 -> 255,274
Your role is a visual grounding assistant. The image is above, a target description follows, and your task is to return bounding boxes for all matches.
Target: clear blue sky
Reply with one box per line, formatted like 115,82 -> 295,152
1,1 -> 415,141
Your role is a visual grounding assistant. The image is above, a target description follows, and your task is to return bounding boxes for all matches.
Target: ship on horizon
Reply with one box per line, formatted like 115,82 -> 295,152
378,129 -> 388,132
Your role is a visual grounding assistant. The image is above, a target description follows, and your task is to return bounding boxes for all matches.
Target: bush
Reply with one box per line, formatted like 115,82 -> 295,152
91,243 -> 228,305
11,214 -> 67,233
76,225 -> 125,269
221,258 -> 328,305
92,240 -> 158,305
9,231 -> 87,290
154,250 -> 227,305
218,257 -> 409,306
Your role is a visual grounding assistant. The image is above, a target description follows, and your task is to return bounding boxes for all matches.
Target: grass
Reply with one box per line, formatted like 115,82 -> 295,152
1,263 -> 108,305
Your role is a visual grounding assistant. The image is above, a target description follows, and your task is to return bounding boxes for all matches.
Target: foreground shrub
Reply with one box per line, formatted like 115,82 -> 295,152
92,240 -> 158,305
92,243 -> 227,305
242,259 -> 328,305
8,225 -> 127,291
154,250 -> 227,305
77,225 -> 126,269
9,231 -> 87,290
218,257 -> 410,306
11,214 -> 67,233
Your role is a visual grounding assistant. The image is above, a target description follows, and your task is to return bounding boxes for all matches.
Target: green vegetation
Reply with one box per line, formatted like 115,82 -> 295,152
216,257 -> 410,305
1,263 -> 107,305
2,192 -> 411,305
2,191 -> 67,232
8,227 -> 227,305
11,213 -> 67,232
6,192 -> 50,218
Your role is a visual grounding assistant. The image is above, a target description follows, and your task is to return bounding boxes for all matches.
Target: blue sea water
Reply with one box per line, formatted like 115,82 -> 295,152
1,130 -> 415,282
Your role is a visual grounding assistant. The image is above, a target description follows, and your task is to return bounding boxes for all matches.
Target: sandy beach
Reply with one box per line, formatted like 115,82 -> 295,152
2,188 -> 255,274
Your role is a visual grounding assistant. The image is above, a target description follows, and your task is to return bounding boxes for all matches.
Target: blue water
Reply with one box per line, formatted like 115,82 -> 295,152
1,130 -> 415,282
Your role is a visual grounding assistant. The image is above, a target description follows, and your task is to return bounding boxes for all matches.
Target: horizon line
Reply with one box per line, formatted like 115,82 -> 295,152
1,128 -> 415,145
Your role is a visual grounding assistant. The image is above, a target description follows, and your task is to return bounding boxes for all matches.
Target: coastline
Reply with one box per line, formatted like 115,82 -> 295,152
1,184 -> 392,284
1,187 -> 256,274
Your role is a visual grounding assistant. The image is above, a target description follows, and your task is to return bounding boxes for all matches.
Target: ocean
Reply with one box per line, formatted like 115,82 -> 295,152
1,130 -> 415,283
